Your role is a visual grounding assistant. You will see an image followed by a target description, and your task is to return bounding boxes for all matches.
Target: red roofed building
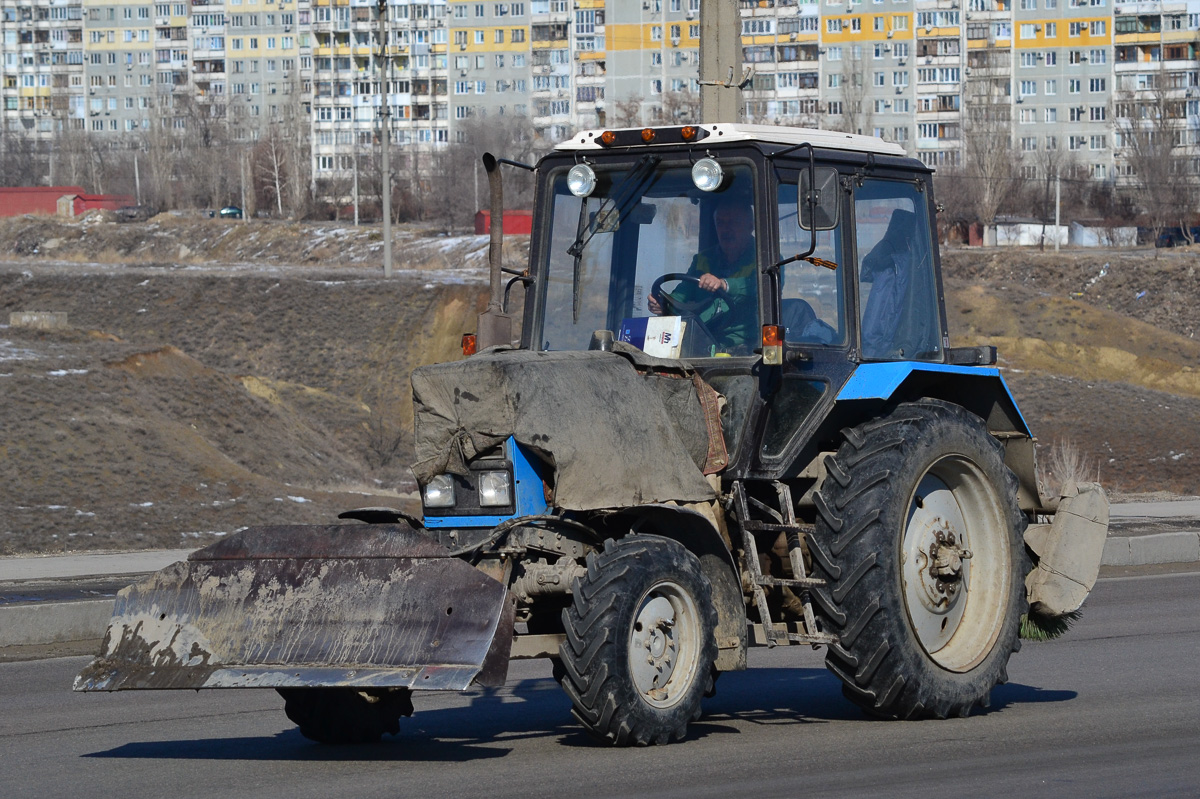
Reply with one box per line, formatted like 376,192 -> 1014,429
0,187 -> 135,218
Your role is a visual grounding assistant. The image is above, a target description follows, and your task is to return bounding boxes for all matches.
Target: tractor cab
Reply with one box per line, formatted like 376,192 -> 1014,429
521,124 -> 951,479
527,123 -> 946,365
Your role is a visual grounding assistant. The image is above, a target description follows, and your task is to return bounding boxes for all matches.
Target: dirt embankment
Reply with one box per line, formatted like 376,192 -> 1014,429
1,217 -> 1198,554
0,255 -> 506,555
941,247 -> 1200,495
0,212 -> 514,270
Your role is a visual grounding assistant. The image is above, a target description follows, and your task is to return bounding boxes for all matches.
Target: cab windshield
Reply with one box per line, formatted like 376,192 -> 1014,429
539,161 -> 759,358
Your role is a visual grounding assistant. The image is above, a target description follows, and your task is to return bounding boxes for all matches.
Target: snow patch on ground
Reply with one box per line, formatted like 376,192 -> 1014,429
0,340 -> 40,362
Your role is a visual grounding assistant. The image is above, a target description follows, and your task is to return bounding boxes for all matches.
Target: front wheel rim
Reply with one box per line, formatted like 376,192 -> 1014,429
628,581 -> 701,708
901,455 -> 1012,672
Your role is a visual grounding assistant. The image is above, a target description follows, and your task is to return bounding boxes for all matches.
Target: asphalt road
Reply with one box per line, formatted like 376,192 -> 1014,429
3,569 -> 1198,799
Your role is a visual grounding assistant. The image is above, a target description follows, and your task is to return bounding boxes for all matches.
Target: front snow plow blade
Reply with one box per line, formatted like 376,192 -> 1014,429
74,524 -> 514,693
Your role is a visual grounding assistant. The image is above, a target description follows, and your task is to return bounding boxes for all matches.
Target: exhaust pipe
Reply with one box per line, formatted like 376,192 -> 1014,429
477,152 -> 513,351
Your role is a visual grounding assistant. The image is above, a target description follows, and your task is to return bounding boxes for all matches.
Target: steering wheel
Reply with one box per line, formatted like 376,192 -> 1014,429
650,273 -> 731,316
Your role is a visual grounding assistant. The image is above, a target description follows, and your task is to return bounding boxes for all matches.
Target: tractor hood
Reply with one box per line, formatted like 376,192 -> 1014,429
410,345 -> 727,511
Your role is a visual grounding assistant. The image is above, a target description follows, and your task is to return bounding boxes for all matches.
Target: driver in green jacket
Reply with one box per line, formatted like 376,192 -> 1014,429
648,200 -> 758,352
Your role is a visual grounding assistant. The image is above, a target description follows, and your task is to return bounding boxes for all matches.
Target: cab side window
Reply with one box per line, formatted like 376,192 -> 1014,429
854,180 -> 942,361
777,179 -> 846,345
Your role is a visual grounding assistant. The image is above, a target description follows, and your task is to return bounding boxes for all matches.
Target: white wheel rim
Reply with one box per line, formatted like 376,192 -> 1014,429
900,456 -> 1011,672
628,582 -> 701,708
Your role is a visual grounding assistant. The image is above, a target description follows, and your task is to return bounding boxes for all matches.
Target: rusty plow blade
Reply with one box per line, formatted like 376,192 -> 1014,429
73,524 -> 514,693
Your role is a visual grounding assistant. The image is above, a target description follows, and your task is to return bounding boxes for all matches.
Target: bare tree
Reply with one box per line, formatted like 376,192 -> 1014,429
0,127 -> 40,186
658,90 -> 701,125
1113,77 -> 1200,247
1028,146 -> 1078,249
253,125 -> 291,217
834,47 -> 872,136
614,94 -> 644,127
957,78 -> 1023,236
419,114 -> 541,233
170,92 -> 234,208
141,103 -> 182,210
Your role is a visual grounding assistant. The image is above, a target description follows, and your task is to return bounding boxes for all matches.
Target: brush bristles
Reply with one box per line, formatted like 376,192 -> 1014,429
1020,608 -> 1084,641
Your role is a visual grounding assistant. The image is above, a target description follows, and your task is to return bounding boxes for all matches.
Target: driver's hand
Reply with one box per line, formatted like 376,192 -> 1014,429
648,294 -> 663,314
698,273 -> 728,293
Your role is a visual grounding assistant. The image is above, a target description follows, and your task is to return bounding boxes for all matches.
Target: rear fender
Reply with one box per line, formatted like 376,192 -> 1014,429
836,362 -> 1041,509
607,505 -> 747,672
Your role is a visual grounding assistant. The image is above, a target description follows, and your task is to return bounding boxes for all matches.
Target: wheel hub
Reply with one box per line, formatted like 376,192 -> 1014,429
628,585 -> 700,708
910,518 -> 971,612
928,529 -> 972,588
902,475 -> 974,655
632,597 -> 678,701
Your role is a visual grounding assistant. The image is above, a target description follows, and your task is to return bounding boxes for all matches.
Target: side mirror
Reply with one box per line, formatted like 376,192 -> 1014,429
799,166 -> 840,231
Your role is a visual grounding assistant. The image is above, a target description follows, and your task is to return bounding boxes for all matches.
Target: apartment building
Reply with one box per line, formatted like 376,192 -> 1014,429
1,0 -> 1196,196
0,0 -> 86,149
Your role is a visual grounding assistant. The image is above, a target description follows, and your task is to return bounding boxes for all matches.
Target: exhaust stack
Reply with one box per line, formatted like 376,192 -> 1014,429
477,153 -> 513,351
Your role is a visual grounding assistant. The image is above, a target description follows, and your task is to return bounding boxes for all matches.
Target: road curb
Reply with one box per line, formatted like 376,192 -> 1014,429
0,599 -> 114,647
1102,531 -> 1200,567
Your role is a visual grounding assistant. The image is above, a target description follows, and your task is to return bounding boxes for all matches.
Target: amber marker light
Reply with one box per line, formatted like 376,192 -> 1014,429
461,333 -> 477,356
762,325 -> 784,365
681,125 -> 699,141
599,130 -> 617,146
641,127 -> 657,143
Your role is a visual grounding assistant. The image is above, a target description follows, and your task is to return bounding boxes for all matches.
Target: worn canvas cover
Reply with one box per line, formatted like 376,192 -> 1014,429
410,345 -> 725,511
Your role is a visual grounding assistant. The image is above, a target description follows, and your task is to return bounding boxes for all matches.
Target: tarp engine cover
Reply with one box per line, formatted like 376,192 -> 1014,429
74,524 -> 514,693
410,346 -> 727,510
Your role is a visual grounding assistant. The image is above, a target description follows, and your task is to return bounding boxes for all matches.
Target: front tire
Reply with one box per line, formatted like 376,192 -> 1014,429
559,536 -> 718,746
809,399 -> 1028,719
277,687 -> 413,744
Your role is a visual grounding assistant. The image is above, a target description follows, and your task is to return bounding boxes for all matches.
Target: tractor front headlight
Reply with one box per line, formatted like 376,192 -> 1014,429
567,163 -> 597,197
423,474 -> 456,508
477,470 -> 512,507
691,157 -> 724,192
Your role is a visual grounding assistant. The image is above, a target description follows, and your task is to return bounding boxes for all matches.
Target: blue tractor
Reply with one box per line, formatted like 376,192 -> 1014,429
77,124 -> 1109,747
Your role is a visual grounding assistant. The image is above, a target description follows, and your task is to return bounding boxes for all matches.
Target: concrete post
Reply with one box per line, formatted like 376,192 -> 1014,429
378,0 -> 393,278
698,0 -> 742,123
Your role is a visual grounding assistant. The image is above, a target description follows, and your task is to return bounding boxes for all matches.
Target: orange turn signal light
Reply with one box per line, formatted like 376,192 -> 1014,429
641,127 -> 657,143
762,325 -> 784,365
599,130 -> 617,146
461,333 -> 477,356
681,125 -> 699,141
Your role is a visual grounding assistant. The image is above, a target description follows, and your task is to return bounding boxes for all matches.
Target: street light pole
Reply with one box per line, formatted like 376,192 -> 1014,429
378,0 -> 393,278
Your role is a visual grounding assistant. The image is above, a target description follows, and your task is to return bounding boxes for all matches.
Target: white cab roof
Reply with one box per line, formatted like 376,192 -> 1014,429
555,123 -> 908,158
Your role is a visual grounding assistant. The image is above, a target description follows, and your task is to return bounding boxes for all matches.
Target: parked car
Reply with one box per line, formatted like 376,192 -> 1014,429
219,205 -> 243,220
1155,226 -> 1200,248
115,205 -> 153,222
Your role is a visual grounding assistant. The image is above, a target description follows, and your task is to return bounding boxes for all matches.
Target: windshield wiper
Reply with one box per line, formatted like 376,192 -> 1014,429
567,154 -> 660,322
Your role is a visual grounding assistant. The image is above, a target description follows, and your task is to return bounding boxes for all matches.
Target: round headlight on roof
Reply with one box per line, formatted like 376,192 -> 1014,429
691,157 -> 724,192
567,163 -> 597,197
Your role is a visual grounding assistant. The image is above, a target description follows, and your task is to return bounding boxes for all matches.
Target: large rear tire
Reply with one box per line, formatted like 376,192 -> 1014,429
809,399 -> 1028,719
277,687 -> 413,744
559,536 -> 718,746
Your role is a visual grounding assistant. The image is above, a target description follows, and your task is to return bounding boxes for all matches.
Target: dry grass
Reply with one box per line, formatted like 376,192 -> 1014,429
1041,437 -> 1100,497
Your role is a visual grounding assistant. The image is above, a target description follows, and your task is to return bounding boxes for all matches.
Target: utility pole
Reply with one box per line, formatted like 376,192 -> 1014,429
378,0 -> 393,278
240,151 -> 247,224
1054,172 -> 1061,253
134,152 -> 142,206
698,0 -> 742,123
